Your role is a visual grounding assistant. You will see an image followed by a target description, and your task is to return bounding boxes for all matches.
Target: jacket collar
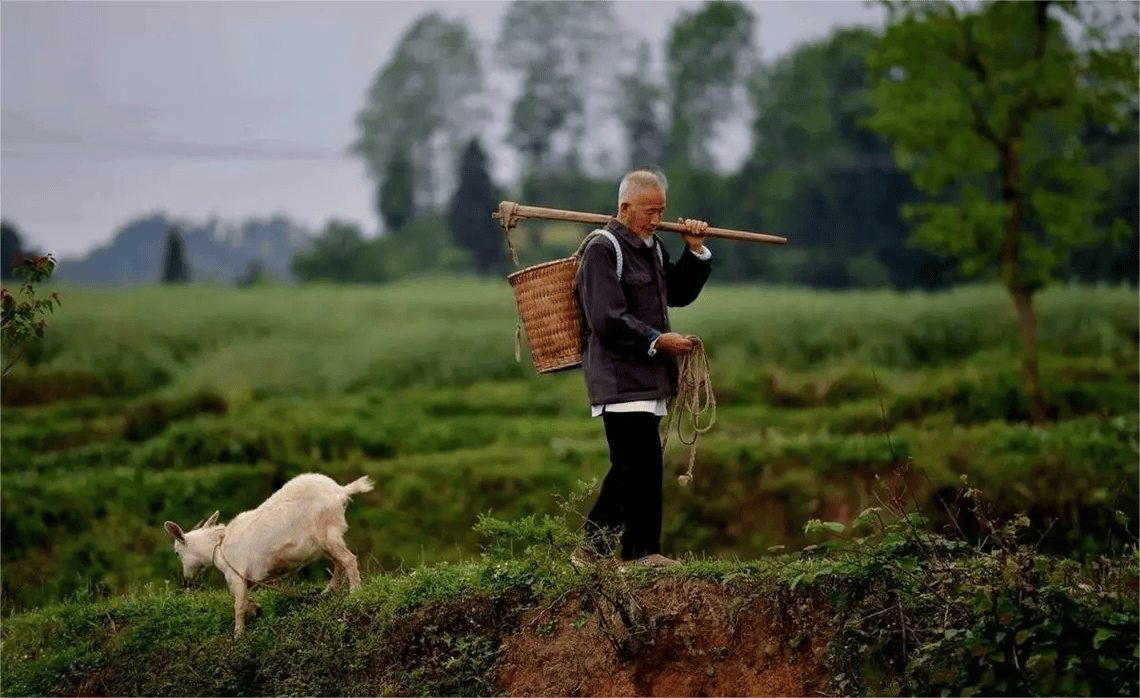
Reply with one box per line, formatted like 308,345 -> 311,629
606,218 -> 656,250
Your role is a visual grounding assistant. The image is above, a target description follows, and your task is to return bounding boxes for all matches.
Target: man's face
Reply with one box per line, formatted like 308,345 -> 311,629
620,186 -> 666,239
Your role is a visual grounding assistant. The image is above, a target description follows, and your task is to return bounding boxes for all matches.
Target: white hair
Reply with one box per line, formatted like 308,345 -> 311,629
618,169 -> 668,203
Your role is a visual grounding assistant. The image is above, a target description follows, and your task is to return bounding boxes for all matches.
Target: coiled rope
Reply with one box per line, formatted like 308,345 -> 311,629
662,334 -> 716,486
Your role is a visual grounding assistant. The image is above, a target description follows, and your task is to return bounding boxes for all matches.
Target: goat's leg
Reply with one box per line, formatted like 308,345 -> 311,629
342,551 -> 362,590
323,560 -> 345,594
324,538 -> 362,591
232,580 -> 250,637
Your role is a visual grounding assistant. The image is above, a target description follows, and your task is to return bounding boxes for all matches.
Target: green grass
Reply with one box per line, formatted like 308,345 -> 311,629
1,279 -> 1137,617
1,529 -> 1136,697
13,280 -> 1138,398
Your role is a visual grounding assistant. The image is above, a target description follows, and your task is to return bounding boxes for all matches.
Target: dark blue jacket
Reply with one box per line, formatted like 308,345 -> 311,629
575,218 -> 712,406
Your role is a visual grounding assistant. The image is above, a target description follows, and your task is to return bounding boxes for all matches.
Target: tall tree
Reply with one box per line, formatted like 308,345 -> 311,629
495,1 -> 626,185
379,148 -> 416,236
1064,104 -> 1139,285
354,13 -> 488,227
865,0 -> 1139,422
160,227 -> 192,284
664,1 -> 756,170
506,50 -> 579,174
448,139 -> 506,276
618,40 -> 667,170
731,27 -> 947,288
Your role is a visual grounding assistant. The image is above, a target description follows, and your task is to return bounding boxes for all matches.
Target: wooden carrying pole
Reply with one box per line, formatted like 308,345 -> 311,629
493,201 -> 787,246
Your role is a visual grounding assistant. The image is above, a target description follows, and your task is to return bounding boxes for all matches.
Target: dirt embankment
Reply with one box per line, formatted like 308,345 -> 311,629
497,577 -> 838,697
64,576 -> 841,697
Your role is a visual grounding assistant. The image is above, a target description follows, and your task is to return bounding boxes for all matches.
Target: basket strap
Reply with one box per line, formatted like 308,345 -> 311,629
575,229 -> 622,279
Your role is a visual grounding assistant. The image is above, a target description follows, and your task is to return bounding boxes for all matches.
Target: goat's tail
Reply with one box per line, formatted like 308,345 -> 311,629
343,476 -> 375,496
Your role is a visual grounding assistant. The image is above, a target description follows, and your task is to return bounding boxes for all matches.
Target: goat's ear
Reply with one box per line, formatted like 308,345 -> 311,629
204,511 -> 220,528
164,521 -> 185,542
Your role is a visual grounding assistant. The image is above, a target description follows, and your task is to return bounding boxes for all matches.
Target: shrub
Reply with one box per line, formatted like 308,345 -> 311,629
800,479 -> 1140,698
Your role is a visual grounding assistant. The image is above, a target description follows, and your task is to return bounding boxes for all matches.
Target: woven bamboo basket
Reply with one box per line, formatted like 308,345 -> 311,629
496,199 -> 787,374
507,252 -> 587,374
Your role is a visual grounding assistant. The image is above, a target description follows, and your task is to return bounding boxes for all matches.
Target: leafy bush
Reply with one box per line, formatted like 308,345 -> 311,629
123,388 -> 228,441
890,373 -> 1138,425
3,412 -> 1134,614
1,254 -> 61,376
798,480 -> 1140,697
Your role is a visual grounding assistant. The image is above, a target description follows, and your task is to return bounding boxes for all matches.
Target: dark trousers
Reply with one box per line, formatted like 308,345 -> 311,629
584,411 -> 664,560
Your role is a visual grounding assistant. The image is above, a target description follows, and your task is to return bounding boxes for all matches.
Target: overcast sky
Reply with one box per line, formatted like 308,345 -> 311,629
1,0 -> 886,258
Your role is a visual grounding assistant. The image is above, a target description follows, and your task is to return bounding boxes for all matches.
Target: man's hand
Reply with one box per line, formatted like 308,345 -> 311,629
678,217 -> 709,253
656,332 -> 695,357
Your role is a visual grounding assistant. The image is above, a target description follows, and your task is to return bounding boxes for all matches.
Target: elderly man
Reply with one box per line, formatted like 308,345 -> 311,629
573,169 -> 712,568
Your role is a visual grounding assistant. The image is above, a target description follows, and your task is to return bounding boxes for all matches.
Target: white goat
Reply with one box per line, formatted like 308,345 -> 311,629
163,472 -> 374,636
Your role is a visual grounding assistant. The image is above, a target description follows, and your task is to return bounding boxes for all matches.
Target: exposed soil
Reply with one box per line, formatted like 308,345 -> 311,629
367,585 -> 536,696
52,576 -> 843,697
498,576 -> 839,697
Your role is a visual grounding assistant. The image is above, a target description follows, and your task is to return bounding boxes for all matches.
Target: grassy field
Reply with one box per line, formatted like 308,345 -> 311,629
1,278 -> 1137,697
1,278 -> 1137,617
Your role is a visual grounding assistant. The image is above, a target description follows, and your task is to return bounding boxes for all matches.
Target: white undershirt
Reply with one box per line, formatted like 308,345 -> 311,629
591,238 -> 710,418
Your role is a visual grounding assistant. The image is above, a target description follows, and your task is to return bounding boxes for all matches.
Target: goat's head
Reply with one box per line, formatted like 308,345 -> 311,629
163,511 -> 223,580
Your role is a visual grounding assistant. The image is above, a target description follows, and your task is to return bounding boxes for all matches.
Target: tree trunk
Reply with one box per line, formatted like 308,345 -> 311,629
997,122 -> 1048,423
1009,286 -> 1049,423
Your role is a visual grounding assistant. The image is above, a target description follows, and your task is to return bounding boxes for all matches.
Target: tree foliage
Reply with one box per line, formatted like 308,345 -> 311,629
160,227 -> 192,284
354,13 -> 488,224
1,221 -> 36,282
727,27 -> 953,288
291,220 -> 384,284
341,2 -> 1136,289
665,0 -> 756,169
1064,102 -> 1139,285
291,217 -> 472,285
380,148 -> 416,235
1,254 -> 61,376
866,0 -> 1137,288
617,40 -> 667,171
235,260 -> 272,288
448,139 -> 506,276
505,50 -> 579,175
865,0 -> 1139,421
495,1 -> 625,178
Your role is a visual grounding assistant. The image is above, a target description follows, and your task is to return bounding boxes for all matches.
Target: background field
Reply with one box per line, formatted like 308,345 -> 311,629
2,279 -> 1137,616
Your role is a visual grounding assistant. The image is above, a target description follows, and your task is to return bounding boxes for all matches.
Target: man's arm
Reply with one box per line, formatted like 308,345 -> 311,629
576,239 -> 658,356
663,243 -> 712,308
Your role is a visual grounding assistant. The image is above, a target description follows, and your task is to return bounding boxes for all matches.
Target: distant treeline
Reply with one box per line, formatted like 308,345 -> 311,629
1,215 -> 314,286
4,1 -> 1136,290
338,1 -> 1138,290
